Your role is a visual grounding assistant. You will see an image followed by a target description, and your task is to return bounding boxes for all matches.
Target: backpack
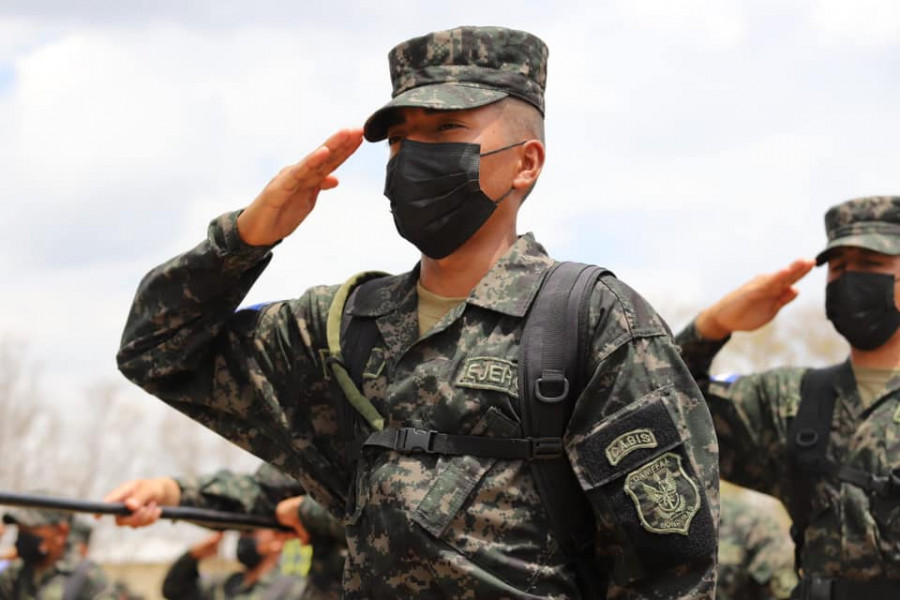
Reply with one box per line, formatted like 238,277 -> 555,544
788,363 -> 900,570
325,261 -> 611,595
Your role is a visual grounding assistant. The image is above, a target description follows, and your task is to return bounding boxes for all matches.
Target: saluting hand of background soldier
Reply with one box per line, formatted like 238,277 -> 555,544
237,127 -> 364,246
696,258 -> 815,340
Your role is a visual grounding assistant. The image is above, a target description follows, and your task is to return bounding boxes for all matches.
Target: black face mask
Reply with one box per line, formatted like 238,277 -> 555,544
236,536 -> 263,569
826,271 -> 900,351
384,139 -> 524,259
15,530 -> 49,565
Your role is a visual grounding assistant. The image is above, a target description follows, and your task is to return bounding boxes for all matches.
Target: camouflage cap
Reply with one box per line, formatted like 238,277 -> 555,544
364,25 -> 548,142
3,507 -> 71,528
815,196 -> 900,265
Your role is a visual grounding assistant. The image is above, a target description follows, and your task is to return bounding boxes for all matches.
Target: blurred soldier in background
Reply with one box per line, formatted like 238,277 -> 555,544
162,529 -> 303,599
105,463 -> 344,600
0,506 -> 116,599
718,483 -> 797,600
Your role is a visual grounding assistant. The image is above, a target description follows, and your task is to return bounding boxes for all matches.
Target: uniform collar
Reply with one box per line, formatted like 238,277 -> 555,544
347,233 -> 553,318
840,360 -> 900,418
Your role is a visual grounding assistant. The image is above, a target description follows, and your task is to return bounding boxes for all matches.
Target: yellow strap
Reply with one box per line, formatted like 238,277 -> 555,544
326,271 -> 390,431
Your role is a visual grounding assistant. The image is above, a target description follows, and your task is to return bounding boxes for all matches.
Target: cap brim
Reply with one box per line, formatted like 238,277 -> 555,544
815,234 -> 900,265
364,83 -> 508,142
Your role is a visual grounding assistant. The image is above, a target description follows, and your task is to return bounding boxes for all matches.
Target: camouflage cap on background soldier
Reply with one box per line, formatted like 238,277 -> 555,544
815,196 -> 900,264
2,507 -> 71,528
363,25 -> 548,141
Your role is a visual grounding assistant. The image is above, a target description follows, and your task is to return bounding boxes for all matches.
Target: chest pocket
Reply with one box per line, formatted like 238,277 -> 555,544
410,406 -> 521,538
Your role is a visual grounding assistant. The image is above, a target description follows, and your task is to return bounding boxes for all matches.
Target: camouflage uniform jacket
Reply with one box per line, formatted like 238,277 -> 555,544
117,211 -> 719,599
177,464 -> 344,600
717,489 -> 796,600
0,555 -> 117,599
677,321 -> 900,579
162,552 -> 305,600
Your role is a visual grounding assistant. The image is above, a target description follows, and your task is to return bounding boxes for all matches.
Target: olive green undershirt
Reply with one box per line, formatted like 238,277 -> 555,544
852,364 -> 900,411
416,280 -> 466,338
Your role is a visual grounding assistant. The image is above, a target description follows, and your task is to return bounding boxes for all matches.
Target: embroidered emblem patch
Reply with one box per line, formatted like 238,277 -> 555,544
455,357 -> 518,397
606,429 -> 658,466
624,452 -> 700,535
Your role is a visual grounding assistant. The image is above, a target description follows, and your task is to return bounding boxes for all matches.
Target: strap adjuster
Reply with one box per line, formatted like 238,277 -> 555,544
396,428 -> 435,453
531,437 -> 564,459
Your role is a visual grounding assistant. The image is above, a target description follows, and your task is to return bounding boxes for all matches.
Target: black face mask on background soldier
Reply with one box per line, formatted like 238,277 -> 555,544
826,271 -> 900,350
236,536 -> 263,569
15,530 -> 49,565
384,139 -> 524,259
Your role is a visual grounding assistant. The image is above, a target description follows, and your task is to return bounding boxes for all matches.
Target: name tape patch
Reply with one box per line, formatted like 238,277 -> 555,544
605,428 -> 658,466
456,357 -> 519,397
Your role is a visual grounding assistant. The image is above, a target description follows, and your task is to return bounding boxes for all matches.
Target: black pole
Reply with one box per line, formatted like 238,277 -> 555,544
0,490 -> 293,532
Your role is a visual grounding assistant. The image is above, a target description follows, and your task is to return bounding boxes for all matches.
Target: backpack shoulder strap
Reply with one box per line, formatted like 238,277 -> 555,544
61,559 -> 93,600
325,271 -> 390,433
518,261 -> 612,595
787,363 -> 842,571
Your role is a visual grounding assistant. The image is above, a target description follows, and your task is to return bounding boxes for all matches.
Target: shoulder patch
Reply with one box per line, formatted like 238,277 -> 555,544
455,357 -> 518,398
605,429 -> 658,466
624,452 -> 700,536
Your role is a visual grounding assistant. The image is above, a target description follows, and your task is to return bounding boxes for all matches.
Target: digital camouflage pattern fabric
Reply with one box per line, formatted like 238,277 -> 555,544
717,485 -> 796,600
117,211 -> 719,598
815,196 -> 900,264
177,463 -> 344,600
677,322 -> 900,580
162,552 -> 305,600
364,26 -> 548,141
0,554 -> 118,599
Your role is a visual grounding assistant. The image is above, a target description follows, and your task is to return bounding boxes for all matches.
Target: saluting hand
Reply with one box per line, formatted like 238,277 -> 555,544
237,128 -> 365,246
695,258 -> 815,340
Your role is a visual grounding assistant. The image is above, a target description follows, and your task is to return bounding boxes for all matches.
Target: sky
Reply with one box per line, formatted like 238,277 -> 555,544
1,0 -> 899,557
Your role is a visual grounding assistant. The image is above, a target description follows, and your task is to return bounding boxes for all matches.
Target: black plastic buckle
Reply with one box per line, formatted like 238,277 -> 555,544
531,437 -> 564,460
397,428 -> 435,453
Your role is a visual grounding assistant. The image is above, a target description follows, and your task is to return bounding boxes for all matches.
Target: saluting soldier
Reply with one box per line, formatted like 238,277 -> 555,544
115,25 -> 719,598
678,196 -> 900,599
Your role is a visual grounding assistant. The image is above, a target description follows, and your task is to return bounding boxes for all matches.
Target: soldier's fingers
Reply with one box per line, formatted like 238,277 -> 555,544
772,259 -> 815,288
289,128 -> 363,186
117,503 -> 161,528
774,287 -> 800,310
103,480 -> 138,504
319,176 -> 339,190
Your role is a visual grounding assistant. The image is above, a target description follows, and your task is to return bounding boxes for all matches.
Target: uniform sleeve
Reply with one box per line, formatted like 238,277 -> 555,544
117,211 -> 348,515
674,320 -> 803,496
298,496 -> 346,544
565,280 -> 719,598
744,508 -> 797,600
161,552 -> 206,600
80,562 -> 120,600
0,561 -> 20,598
177,464 -> 305,517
